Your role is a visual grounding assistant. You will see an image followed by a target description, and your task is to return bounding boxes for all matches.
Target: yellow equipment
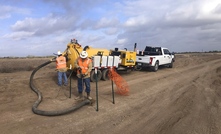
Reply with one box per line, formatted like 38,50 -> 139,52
115,50 -> 136,66
62,39 -> 136,82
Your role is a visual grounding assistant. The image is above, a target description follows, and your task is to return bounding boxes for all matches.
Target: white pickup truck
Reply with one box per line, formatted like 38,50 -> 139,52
135,46 -> 175,72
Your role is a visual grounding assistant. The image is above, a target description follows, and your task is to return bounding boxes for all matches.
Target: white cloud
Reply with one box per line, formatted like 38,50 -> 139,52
117,38 -> 127,45
8,14 -> 78,39
197,0 -> 221,19
0,5 -> 13,19
0,5 -> 30,19
103,28 -> 119,35
0,14 -> 11,19
214,4 -> 221,13
87,35 -> 104,42
200,0 -> 220,14
165,5 -> 196,21
3,31 -> 35,40
94,17 -> 119,29
125,15 -> 149,27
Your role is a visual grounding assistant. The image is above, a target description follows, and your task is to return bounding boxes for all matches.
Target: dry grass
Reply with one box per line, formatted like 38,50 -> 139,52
0,58 -> 54,73
1,53 -> 220,73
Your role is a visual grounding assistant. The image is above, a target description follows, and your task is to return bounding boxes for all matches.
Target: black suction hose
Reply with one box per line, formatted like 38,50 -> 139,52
29,60 -> 91,116
83,46 -> 89,51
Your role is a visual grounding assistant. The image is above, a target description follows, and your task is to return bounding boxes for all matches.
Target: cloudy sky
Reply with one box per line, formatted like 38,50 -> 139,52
0,0 -> 221,57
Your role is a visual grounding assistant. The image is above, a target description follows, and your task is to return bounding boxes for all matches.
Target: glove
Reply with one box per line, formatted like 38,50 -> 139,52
81,74 -> 87,78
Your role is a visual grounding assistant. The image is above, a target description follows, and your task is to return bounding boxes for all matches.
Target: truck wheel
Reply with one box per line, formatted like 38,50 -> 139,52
90,70 -> 102,82
168,61 -> 173,68
102,69 -> 110,81
152,61 -> 159,72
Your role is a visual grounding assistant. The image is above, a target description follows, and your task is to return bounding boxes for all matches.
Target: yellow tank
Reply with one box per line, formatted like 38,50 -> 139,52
64,41 -> 110,70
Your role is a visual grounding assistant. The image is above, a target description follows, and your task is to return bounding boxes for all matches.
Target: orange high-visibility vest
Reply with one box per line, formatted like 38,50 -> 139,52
56,56 -> 66,69
77,58 -> 92,74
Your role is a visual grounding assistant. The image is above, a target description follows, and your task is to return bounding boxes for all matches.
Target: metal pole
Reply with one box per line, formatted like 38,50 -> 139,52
69,70 -> 74,98
111,68 -> 115,104
95,68 -> 99,111
69,72 -> 72,98
81,70 -> 84,99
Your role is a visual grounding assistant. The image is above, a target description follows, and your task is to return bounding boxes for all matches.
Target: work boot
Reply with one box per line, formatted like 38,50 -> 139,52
75,93 -> 83,100
87,93 -> 92,100
63,83 -> 68,86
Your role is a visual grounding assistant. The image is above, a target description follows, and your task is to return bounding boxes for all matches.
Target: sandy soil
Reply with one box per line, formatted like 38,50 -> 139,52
1,53 -> 221,134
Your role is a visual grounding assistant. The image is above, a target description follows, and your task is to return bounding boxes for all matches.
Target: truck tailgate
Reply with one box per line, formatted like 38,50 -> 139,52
136,56 -> 150,64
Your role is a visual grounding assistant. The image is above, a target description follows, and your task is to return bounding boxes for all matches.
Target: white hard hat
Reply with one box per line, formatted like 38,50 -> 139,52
80,51 -> 88,58
57,51 -> 62,55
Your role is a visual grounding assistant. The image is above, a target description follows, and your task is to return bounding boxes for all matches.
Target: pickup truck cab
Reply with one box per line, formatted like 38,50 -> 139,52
135,46 -> 175,71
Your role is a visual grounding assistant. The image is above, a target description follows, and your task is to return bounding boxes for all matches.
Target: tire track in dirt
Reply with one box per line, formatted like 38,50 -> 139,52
86,58 -> 221,134
28,56 -> 220,134
190,64 -> 221,134
123,59 -> 221,134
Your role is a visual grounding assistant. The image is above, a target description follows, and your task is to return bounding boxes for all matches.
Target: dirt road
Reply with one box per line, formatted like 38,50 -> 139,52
0,53 -> 221,134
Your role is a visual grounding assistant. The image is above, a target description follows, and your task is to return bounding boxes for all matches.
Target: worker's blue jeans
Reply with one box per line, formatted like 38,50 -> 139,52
58,71 -> 67,86
78,77 -> 90,93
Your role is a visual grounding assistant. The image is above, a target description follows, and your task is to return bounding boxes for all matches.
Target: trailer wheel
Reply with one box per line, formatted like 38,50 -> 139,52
152,61 -> 159,72
90,70 -> 102,82
135,65 -> 142,71
102,69 -> 110,81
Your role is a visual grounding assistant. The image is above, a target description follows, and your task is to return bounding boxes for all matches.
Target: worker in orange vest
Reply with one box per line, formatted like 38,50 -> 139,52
56,51 -> 68,86
74,51 -> 92,100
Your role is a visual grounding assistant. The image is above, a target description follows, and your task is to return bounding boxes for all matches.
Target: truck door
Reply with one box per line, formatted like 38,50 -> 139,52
162,49 -> 172,64
155,48 -> 164,65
